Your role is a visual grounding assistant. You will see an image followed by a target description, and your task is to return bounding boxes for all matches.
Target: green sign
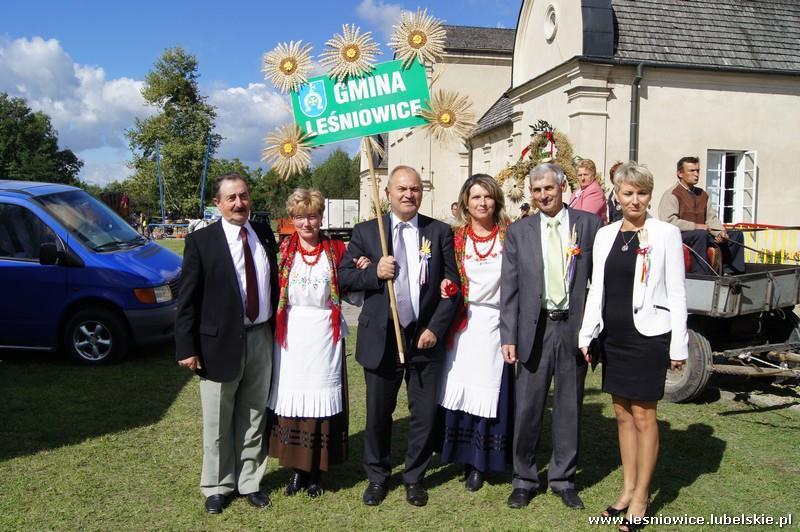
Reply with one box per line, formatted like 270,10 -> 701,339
291,59 -> 430,146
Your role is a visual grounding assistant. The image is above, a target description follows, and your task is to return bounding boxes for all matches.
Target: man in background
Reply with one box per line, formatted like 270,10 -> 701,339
658,156 -> 745,274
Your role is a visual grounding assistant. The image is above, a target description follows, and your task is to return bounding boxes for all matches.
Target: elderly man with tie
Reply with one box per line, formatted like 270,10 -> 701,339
500,163 -> 602,510
175,173 -> 278,514
339,165 -> 460,507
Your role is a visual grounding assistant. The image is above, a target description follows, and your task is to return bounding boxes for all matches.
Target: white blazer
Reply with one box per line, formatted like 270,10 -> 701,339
578,216 -> 689,360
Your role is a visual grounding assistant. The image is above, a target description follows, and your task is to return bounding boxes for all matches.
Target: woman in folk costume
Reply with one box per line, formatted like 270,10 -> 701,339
578,162 -> 688,531
438,174 -> 514,492
268,188 -> 369,498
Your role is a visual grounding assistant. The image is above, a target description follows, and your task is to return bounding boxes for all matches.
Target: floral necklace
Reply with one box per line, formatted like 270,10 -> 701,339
297,239 -> 323,266
467,223 -> 499,260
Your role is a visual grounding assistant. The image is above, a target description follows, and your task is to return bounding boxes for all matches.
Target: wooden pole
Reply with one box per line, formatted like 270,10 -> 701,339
363,140 -> 406,364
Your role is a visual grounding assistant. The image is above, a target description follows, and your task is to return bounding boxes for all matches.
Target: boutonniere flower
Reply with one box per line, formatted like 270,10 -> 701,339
564,227 -> 581,284
636,228 -> 652,285
418,237 -> 432,285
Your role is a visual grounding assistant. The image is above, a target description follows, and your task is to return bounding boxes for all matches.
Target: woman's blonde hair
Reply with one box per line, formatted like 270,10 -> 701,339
286,188 -> 325,217
455,174 -> 511,228
576,158 -> 597,177
613,161 -> 654,193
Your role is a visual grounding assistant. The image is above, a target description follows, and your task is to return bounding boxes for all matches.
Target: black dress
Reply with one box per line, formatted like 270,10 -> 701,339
601,231 -> 670,401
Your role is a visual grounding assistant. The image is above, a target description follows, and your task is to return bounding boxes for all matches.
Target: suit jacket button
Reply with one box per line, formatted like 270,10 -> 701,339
634,309 -> 638,314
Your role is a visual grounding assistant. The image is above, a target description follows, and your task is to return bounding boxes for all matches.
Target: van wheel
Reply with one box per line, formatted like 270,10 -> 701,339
664,329 -> 713,403
63,308 -> 129,364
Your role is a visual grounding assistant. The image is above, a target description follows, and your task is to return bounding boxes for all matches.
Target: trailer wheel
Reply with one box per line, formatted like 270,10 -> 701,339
664,329 -> 713,403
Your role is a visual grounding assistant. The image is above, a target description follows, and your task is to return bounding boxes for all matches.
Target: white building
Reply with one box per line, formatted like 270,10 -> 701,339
471,0 -> 800,224
361,1 -> 800,226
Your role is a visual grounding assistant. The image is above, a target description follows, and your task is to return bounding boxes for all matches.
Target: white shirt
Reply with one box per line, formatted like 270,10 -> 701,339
539,206 -> 570,310
391,212 -> 421,320
220,218 -> 272,324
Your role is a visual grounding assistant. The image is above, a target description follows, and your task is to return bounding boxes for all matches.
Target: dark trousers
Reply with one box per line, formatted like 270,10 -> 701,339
363,323 -> 442,485
512,316 -> 587,491
682,229 -> 745,274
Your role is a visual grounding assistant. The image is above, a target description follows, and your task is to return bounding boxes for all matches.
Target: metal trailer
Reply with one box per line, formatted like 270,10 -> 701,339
664,263 -> 800,402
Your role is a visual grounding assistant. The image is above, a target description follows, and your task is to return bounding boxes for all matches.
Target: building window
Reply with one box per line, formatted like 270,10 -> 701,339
706,150 -> 757,223
544,5 -> 558,43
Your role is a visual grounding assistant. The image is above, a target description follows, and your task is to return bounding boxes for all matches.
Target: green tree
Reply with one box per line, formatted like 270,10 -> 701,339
0,93 -> 83,184
259,167 -> 312,218
311,148 -> 359,199
125,47 -> 221,217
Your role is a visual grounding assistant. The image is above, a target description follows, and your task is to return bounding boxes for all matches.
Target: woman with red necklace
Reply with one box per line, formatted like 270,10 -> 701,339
439,174 -> 513,492
267,188 -> 369,498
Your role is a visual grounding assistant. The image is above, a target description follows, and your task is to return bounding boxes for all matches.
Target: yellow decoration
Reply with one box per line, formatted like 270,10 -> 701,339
526,130 -> 578,190
261,124 -> 312,179
320,24 -> 380,82
262,41 -> 313,94
389,8 -> 447,68
420,89 -> 476,144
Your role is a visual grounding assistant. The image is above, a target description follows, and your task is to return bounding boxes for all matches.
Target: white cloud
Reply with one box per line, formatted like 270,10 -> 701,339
209,84 -> 361,172
0,36 -> 152,163
209,83 -> 293,169
78,148 -> 134,185
355,0 -> 405,41
0,36 -> 358,184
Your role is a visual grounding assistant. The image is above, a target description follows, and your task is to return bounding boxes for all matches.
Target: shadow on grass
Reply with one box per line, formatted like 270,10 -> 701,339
651,421 -> 726,513
0,342 -> 191,462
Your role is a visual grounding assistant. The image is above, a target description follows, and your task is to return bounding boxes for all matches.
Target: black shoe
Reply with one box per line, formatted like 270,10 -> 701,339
362,482 -> 387,506
507,488 -> 534,509
307,470 -> 324,498
243,490 -> 271,508
552,487 -> 584,509
620,502 -> 649,531
307,483 -> 324,498
602,505 -> 629,517
204,494 -> 228,514
404,482 -> 428,507
285,470 -> 307,496
465,469 -> 484,492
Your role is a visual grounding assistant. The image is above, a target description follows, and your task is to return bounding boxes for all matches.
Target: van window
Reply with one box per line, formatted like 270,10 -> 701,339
34,190 -> 143,251
0,204 -> 57,260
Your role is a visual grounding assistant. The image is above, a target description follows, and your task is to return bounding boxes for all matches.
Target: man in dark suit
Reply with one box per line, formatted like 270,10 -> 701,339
175,173 -> 278,514
339,165 -> 460,507
500,163 -> 601,510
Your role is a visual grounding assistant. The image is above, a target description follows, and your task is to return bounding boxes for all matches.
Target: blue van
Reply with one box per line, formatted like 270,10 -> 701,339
0,180 -> 182,364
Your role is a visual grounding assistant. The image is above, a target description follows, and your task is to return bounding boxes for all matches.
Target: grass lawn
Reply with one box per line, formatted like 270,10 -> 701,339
2,238 -> 793,529
0,339 -> 797,531
156,238 -> 185,255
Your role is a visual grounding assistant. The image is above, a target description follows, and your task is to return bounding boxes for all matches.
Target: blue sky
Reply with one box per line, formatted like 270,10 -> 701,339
1,0 -> 520,184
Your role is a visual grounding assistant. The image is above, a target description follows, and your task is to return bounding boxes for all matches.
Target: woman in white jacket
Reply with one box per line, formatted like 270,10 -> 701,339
578,162 -> 688,531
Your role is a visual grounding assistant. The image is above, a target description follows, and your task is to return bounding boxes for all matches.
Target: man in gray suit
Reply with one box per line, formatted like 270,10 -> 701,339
500,163 -> 602,510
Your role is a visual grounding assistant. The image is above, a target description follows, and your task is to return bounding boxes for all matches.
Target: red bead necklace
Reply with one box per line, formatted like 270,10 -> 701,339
468,224 -> 499,260
298,240 -> 323,266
